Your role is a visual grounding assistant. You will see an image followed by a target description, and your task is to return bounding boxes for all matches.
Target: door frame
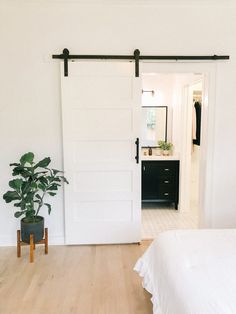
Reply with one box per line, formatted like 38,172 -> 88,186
181,79 -> 203,215
140,62 -> 217,228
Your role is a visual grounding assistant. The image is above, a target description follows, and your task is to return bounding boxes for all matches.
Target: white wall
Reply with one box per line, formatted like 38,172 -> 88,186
1,1 -> 236,245
142,73 -> 175,143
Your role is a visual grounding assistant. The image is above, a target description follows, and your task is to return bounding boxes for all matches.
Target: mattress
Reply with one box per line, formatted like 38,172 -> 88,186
134,229 -> 236,314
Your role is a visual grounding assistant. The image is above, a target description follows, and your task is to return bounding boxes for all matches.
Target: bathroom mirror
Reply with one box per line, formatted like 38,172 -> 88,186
141,106 -> 167,147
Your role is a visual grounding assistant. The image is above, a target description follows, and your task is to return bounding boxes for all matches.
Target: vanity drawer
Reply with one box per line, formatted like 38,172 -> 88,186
157,190 -> 175,200
158,184 -> 176,195
158,176 -> 175,185
157,163 -> 177,176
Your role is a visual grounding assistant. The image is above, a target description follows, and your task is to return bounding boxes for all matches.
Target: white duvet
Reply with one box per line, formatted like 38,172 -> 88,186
134,229 -> 236,314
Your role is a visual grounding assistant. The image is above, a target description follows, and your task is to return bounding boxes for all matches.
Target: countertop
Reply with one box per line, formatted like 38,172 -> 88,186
141,154 -> 180,161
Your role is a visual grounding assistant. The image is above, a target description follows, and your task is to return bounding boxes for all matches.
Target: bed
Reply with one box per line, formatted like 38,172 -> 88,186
134,229 -> 236,314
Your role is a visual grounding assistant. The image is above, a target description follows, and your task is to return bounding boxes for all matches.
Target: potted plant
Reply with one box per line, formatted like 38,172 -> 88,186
158,140 -> 173,156
3,152 -> 69,243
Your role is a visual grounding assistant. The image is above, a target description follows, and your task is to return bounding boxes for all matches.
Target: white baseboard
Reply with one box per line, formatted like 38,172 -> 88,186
49,236 -> 65,245
0,234 -> 65,247
0,235 -> 15,247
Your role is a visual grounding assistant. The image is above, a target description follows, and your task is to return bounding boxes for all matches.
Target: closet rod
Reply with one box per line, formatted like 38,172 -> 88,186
52,48 -> 230,77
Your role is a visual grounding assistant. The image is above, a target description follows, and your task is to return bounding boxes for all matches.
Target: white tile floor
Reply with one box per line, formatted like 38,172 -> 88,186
141,203 -> 199,239
142,144 -> 200,239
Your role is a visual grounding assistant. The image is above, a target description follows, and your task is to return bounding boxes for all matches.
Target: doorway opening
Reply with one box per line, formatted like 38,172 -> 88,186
141,72 -> 205,239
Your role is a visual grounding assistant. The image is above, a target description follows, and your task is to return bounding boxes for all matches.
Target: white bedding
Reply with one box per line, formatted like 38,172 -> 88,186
134,229 -> 236,314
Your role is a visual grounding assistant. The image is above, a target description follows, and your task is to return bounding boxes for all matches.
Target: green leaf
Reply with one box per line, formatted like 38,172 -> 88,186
10,163 -> 20,167
26,204 -> 34,211
38,183 -> 46,191
12,166 -> 31,179
14,211 -> 25,218
38,176 -> 48,185
21,182 -> 31,194
25,192 -> 35,202
47,184 -> 58,191
9,179 -> 23,191
60,176 -> 69,184
35,157 -> 51,169
14,202 -> 22,207
35,171 -> 48,177
44,203 -> 52,215
14,201 -> 26,210
52,169 -> 63,175
30,182 -> 37,189
53,177 -> 61,182
35,194 -> 42,200
20,152 -> 34,166
48,192 -> 56,196
25,209 -> 35,218
20,200 -> 26,210
3,191 -> 21,203
12,166 -> 27,176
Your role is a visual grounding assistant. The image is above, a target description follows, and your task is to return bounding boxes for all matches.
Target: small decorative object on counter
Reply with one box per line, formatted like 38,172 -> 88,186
148,147 -> 152,156
158,140 -> 173,156
155,148 -> 162,156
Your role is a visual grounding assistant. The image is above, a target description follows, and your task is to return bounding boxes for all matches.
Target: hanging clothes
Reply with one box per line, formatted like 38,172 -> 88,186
193,101 -> 201,146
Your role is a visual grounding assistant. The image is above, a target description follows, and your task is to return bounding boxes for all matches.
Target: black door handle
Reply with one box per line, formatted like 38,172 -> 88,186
135,138 -> 139,164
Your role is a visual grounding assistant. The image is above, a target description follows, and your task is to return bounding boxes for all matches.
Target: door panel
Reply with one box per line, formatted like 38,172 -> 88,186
72,141 -> 133,163
61,61 -> 141,244
73,201 -> 133,222
70,108 -> 132,139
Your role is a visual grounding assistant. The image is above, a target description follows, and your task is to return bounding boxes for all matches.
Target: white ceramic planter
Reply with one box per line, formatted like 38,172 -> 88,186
162,150 -> 170,156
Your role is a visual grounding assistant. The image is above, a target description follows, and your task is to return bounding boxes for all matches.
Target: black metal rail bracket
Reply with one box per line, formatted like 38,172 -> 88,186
134,49 -> 140,77
62,48 -> 69,77
52,48 -> 230,77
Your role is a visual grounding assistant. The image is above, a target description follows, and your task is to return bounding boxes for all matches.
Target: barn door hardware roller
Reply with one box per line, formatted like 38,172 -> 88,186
52,48 -> 229,77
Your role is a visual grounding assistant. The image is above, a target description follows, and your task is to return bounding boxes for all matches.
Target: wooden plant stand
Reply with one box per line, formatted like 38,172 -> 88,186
17,228 -> 48,263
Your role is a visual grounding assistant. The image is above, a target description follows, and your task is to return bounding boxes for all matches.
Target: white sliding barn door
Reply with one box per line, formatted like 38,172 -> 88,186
61,61 -> 141,244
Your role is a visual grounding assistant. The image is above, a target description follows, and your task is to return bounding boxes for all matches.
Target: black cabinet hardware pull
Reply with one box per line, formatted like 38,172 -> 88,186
135,138 -> 139,164
164,180 -> 169,183
164,193 -> 169,196
164,168 -> 170,171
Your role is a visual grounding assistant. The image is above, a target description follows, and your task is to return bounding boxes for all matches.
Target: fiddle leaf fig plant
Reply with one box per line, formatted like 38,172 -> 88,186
3,152 -> 69,222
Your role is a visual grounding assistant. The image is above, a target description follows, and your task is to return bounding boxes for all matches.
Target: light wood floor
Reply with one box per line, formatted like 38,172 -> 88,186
0,241 -> 153,314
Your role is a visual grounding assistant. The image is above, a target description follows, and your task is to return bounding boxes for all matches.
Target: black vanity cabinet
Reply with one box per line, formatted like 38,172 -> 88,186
142,160 -> 180,209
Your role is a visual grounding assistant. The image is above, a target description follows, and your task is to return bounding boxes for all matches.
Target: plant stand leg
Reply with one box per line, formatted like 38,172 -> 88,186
45,228 -> 48,255
30,234 -> 34,263
17,230 -> 21,258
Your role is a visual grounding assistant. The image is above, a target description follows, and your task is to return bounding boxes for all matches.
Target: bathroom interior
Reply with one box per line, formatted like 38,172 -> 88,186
141,72 -> 204,239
